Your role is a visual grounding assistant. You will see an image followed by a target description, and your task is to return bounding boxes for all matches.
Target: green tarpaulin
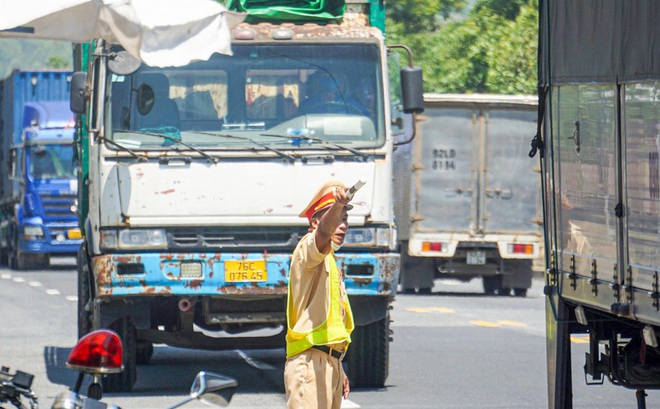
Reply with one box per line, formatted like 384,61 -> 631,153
225,0 -> 345,23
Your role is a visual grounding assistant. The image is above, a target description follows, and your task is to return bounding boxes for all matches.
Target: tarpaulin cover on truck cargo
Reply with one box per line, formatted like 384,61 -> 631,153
225,0 -> 345,22
0,0 -> 245,67
539,0 -> 660,85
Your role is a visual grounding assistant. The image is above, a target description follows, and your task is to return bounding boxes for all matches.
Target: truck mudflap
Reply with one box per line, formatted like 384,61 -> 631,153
91,251 -> 399,298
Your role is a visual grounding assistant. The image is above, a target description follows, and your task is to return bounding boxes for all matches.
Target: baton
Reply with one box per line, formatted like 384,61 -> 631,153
346,178 -> 367,200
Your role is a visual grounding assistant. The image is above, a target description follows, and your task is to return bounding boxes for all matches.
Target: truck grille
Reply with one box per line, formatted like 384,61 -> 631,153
168,227 -> 307,251
40,194 -> 77,219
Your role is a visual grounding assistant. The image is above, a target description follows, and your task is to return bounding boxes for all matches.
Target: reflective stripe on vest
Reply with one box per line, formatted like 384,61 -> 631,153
286,252 -> 354,358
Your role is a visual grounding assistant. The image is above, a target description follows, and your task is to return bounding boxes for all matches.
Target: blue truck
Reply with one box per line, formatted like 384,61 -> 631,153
0,70 -> 83,270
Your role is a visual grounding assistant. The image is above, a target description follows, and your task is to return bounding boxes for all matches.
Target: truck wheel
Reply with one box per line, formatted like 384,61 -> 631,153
15,250 -> 32,270
77,245 -> 92,339
15,250 -> 49,270
346,314 -> 390,388
513,288 -> 528,297
103,317 -> 137,392
136,340 -> 154,365
0,246 -> 8,265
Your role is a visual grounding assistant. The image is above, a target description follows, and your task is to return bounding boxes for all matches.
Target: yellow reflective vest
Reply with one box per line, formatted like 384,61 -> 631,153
286,252 -> 354,358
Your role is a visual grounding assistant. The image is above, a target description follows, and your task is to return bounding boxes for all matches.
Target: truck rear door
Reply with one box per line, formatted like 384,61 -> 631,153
413,102 -> 476,235
482,103 -> 539,234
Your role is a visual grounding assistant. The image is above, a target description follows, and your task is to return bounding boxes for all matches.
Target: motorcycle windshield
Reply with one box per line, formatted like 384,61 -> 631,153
106,43 -> 384,152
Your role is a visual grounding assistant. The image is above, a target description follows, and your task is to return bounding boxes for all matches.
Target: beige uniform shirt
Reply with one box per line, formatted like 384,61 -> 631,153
288,232 -> 348,351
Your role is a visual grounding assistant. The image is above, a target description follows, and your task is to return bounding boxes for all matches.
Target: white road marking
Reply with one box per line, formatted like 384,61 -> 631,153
13,277 -> 25,283
46,289 -> 61,295
1,273 -> 11,279
65,296 -> 78,302
341,399 -> 361,408
29,281 -> 42,287
236,349 -> 275,370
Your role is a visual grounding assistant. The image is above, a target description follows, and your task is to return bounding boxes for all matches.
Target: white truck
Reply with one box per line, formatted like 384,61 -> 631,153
69,0 -> 423,392
394,94 -> 542,296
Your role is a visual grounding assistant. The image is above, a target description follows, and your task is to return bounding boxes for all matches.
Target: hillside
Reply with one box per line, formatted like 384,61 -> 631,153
0,38 -> 73,79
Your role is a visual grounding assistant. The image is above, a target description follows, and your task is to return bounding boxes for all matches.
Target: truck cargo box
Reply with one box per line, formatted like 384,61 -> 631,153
394,94 -> 542,295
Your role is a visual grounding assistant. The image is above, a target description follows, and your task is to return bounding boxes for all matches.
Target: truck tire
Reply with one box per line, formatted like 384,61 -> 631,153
346,314 -> 389,388
77,245 -> 92,339
136,340 -> 154,365
103,317 -> 137,393
0,246 -> 8,265
15,250 -> 31,270
513,288 -> 528,297
13,249 -> 48,270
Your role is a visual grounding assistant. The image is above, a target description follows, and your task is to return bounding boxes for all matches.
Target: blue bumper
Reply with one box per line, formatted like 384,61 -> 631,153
19,222 -> 83,254
92,252 -> 399,298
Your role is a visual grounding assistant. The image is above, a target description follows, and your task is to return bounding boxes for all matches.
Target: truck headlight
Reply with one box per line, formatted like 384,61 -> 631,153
345,227 -> 395,249
23,225 -> 44,240
345,228 -> 375,246
101,229 -> 167,250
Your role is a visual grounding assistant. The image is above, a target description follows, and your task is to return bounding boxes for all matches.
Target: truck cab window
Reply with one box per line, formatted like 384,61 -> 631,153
28,145 -> 75,180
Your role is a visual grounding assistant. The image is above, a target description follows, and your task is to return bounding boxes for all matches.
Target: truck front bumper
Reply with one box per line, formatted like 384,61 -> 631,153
92,252 -> 400,298
20,222 -> 83,254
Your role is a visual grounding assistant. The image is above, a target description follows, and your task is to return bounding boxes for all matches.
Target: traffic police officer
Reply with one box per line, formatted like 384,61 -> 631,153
284,180 -> 355,409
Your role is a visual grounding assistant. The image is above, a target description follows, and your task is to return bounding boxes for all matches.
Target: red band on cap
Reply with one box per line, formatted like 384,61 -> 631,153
305,192 -> 336,221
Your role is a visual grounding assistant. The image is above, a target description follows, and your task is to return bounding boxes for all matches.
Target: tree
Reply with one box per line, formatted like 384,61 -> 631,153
47,56 -> 70,69
387,0 -> 538,95
388,0 -> 466,34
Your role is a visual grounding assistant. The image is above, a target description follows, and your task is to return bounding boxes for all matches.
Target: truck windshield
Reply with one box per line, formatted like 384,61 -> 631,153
28,145 -> 76,180
106,43 -> 384,151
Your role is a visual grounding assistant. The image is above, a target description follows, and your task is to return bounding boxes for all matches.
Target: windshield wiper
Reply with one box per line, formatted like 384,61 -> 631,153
99,137 -> 147,162
115,129 -> 218,164
192,131 -> 297,163
260,133 -> 371,162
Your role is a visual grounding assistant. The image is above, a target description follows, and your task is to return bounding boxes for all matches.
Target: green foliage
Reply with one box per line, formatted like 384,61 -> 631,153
0,39 -> 72,79
387,0 -> 538,95
47,56 -> 70,69
389,0 -> 466,34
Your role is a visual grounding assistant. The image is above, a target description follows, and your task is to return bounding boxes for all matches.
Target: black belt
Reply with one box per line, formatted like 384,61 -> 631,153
311,345 -> 345,360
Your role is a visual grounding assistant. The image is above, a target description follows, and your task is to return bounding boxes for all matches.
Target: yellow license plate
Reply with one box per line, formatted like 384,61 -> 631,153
224,260 -> 267,282
67,228 -> 82,240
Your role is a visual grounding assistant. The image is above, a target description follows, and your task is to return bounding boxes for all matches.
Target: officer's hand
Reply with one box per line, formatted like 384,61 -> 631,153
334,186 -> 351,208
343,374 -> 350,399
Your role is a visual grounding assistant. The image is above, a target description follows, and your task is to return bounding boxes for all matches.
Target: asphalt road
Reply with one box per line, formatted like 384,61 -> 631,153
1,258 -> 657,408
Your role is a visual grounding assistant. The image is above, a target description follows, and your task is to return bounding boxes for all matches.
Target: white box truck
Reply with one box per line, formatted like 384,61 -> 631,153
394,94 -> 542,296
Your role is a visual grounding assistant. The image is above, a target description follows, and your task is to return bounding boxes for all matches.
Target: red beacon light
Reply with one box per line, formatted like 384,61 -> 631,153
66,330 -> 124,374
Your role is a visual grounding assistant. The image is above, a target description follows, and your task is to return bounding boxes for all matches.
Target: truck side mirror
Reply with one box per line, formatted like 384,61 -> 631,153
400,66 -> 424,114
70,72 -> 88,115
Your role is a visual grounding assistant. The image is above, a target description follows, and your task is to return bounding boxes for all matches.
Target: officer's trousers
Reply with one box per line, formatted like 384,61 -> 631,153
284,347 -> 344,409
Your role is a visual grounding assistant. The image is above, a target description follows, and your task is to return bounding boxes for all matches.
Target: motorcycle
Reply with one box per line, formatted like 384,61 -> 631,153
52,330 -> 237,409
0,366 -> 38,409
